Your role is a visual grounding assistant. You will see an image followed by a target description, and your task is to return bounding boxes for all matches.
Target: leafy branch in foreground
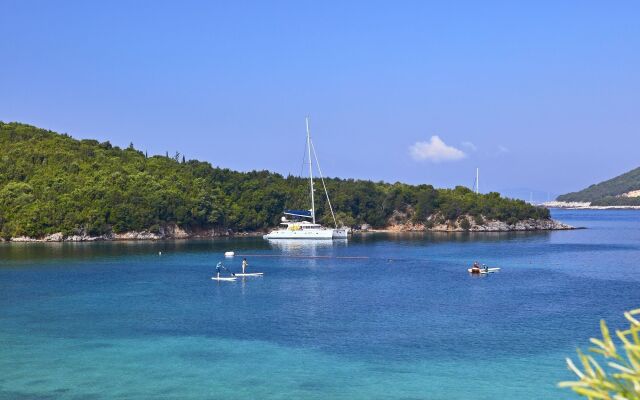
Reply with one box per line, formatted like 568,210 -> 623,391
560,309 -> 640,399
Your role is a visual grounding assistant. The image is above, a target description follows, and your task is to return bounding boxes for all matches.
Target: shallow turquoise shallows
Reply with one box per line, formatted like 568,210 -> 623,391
2,209 -> 640,399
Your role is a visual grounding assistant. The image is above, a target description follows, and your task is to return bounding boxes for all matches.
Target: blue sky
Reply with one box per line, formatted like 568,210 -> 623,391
1,1 -> 638,200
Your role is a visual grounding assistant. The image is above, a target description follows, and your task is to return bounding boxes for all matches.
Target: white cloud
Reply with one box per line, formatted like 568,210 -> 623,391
462,141 -> 477,152
497,145 -> 509,154
409,136 -> 466,162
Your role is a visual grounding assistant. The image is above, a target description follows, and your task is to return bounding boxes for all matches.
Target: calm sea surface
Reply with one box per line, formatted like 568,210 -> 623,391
1,209 -> 639,399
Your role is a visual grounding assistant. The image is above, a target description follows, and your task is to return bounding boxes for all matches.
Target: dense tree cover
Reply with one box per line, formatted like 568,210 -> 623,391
591,196 -> 640,206
0,122 -> 549,238
557,166 -> 640,204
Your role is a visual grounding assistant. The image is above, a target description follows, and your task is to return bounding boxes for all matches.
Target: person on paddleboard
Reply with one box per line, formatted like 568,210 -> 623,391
242,258 -> 248,274
215,261 -> 235,278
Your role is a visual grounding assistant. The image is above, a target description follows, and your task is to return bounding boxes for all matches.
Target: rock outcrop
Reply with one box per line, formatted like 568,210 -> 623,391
382,213 -> 574,232
6,224 -> 232,242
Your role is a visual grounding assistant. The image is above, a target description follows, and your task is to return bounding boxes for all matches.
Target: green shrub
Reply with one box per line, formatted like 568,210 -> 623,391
459,217 -> 471,231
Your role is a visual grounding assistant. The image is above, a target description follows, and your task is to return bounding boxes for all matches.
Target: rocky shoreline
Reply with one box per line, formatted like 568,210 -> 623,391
373,218 -> 574,233
5,225 -> 263,243
2,217 -> 575,242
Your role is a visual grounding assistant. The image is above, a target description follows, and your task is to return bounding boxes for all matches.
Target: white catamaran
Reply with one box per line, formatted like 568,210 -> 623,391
263,117 -> 348,240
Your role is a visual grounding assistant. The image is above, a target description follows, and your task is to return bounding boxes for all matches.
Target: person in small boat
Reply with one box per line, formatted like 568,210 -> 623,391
471,261 -> 481,273
242,258 -> 248,274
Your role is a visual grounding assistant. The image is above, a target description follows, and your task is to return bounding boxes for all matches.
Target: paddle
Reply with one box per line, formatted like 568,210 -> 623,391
217,262 -> 236,277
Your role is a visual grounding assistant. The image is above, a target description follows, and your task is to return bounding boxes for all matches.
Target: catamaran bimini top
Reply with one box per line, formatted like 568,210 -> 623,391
284,209 -> 313,219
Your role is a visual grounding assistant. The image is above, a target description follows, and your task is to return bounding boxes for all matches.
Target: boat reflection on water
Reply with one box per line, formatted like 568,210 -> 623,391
265,238 -> 347,256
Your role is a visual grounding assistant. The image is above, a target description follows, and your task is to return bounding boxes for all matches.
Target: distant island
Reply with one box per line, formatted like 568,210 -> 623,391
0,122 -> 571,241
549,166 -> 640,209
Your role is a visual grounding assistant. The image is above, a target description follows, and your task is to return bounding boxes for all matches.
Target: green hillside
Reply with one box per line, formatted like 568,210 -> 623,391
0,122 -> 549,239
557,167 -> 640,206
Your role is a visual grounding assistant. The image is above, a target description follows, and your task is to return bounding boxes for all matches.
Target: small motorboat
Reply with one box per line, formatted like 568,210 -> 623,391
468,265 -> 500,274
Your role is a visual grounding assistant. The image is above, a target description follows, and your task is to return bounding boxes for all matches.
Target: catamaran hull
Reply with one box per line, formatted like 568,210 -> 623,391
263,229 -> 348,240
332,229 -> 348,239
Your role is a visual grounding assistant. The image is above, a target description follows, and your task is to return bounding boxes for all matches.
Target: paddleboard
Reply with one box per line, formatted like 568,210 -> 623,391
468,267 -> 500,274
234,273 -> 264,277
211,276 -> 237,281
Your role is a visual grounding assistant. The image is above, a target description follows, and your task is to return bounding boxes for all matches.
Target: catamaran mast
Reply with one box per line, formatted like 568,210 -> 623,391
306,116 -> 316,224
476,167 -> 479,194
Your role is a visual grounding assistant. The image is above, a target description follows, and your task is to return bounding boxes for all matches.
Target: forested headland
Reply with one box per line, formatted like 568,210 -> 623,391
557,166 -> 640,206
0,122 -> 552,239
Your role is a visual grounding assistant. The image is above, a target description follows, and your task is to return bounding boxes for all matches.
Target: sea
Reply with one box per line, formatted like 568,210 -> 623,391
1,209 -> 639,399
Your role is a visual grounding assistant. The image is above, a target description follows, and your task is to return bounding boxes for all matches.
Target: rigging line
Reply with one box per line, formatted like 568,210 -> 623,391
299,137 -> 307,178
284,137 -> 307,210
310,139 -> 338,228
283,137 -> 309,211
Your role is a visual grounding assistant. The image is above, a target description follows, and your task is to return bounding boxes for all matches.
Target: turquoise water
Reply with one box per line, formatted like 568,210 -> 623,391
1,209 -> 640,399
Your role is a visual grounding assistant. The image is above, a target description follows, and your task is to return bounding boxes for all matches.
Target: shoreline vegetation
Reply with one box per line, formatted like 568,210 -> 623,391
0,122 -> 572,242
